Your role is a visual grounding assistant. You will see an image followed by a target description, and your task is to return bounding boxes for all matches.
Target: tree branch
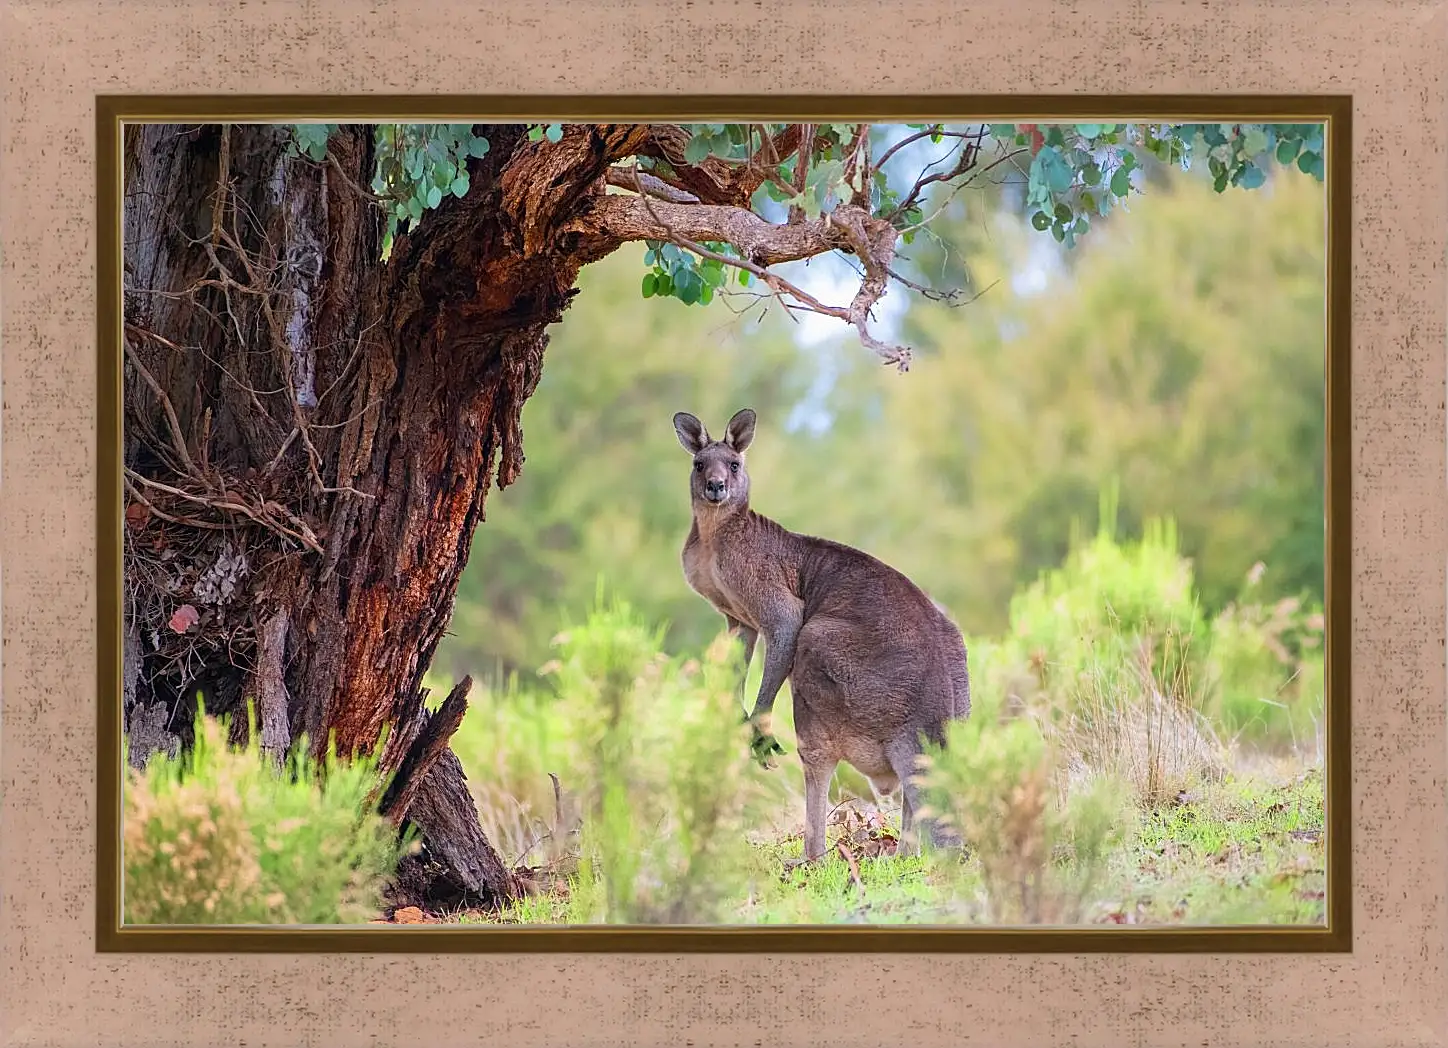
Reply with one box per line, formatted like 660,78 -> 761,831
573,182 -> 914,371
569,193 -> 844,267
604,167 -> 700,204
379,676 -> 472,824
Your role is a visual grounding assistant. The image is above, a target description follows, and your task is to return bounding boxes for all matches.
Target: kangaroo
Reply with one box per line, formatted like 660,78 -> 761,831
672,407 -> 971,862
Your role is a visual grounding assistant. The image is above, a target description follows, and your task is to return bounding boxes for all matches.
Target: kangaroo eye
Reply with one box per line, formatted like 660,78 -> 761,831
729,462 -> 740,474
693,462 -> 704,473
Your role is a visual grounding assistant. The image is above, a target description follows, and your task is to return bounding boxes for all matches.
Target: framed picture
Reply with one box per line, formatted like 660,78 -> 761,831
98,96 -> 1350,952
3,2 -> 1444,1046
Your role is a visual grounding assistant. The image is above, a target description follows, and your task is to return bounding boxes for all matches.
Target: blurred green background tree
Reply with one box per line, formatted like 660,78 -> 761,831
440,158 -> 1325,683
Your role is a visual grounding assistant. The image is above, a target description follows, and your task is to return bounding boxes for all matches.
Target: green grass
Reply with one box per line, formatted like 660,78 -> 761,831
459,764 -> 1324,927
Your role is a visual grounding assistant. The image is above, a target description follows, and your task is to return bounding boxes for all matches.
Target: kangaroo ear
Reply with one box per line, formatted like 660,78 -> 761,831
724,408 -> 756,453
673,412 -> 710,454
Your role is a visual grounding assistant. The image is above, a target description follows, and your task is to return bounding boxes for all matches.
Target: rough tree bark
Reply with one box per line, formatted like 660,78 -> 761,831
122,122 -> 650,908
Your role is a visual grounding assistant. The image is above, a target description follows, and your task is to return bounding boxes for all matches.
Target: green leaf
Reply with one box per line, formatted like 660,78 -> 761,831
1031,210 -> 1052,231
1075,123 -> 1103,138
425,184 -> 443,209
407,196 -> 424,220
1237,163 -> 1266,190
545,123 -> 564,144
450,174 -> 470,198
739,270 -> 751,286
683,133 -> 713,165
527,125 -> 544,142
1082,162 -> 1102,186
641,273 -> 658,298
1109,166 -> 1132,197
1039,146 -> 1074,193
468,136 -> 491,158
1053,202 -> 1073,224
1276,138 -> 1300,165
988,124 -> 1015,140
1242,127 -> 1270,157
1296,150 -> 1318,175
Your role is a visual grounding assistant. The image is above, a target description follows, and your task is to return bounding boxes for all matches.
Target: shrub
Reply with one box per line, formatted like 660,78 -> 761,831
123,704 -> 408,925
545,597 -> 778,924
1206,563 -> 1326,754
916,713 -> 1134,925
983,499 -> 1226,805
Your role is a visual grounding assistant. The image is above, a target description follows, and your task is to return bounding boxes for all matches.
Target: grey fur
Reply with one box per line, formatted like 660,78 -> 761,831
672,408 -> 971,861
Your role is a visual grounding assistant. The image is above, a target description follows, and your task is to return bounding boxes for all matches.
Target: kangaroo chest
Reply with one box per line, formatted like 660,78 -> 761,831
682,537 -> 757,627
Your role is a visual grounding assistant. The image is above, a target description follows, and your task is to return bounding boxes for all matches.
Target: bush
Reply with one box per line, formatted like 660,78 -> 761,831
544,596 -> 778,924
979,498 -> 1226,805
916,713 -> 1134,925
123,705 -> 408,925
1206,563 -> 1325,754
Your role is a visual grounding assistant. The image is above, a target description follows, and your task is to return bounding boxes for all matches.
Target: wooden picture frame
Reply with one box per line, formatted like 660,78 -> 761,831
3,3 -> 1442,1045
95,95 -> 1351,954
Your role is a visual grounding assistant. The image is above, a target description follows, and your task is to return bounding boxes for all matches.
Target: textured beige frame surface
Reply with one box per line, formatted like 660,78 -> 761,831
2,1 -> 1444,1045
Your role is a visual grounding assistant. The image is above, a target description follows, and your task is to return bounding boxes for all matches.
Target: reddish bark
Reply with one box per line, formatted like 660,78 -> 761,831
121,122 -> 647,906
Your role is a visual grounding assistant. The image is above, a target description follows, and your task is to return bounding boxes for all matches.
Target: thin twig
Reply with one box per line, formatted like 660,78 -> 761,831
125,467 -> 324,553
122,333 -> 197,476
897,147 -> 1029,235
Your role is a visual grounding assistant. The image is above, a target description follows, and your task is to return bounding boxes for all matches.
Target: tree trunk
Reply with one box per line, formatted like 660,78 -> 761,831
121,122 -> 647,909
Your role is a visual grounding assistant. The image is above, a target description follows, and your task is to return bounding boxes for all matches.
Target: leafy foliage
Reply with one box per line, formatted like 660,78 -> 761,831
983,122 -> 1326,248
284,120 -> 1325,306
640,239 -> 737,306
368,123 -> 491,257
284,123 -> 338,163
915,712 -> 1136,925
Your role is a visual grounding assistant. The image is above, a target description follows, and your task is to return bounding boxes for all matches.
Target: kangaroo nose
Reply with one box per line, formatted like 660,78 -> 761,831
706,479 -> 726,499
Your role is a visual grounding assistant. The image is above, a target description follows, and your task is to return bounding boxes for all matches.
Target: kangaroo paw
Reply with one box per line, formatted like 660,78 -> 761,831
748,725 -> 786,768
